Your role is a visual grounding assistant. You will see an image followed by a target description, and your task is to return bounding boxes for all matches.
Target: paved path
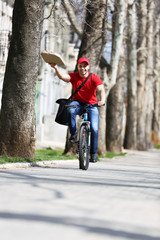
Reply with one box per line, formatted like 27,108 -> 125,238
0,149 -> 160,240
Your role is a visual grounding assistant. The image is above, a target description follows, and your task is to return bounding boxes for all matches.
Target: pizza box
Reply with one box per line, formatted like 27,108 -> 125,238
41,51 -> 65,66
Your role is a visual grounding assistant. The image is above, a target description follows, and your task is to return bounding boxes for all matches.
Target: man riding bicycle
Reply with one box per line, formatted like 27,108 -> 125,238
49,57 -> 105,163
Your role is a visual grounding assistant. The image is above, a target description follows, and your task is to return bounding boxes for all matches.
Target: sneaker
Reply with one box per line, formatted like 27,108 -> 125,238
69,133 -> 78,143
90,153 -> 97,163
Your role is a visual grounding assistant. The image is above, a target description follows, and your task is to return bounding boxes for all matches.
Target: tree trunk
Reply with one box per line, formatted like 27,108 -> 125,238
145,0 -> 154,149
0,0 -> 45,158
97,65 -> 108,154
106,0 -> 127,153
110,0 -> 126,87
136,0 -> 147,150
152,8 -> 160,145
77,0 -> 107,71
106,79 -> 125,153
124,0 -> 137,149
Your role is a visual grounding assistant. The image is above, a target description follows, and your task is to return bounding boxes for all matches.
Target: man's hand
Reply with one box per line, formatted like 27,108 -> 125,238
49,63 -> 57,69
98,101 -> 105,107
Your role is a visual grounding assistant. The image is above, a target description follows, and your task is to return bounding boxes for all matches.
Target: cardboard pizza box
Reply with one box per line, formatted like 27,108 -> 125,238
41,51 -> 65,66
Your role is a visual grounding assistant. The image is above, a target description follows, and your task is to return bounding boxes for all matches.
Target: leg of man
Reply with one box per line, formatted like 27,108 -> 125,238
88,106 -> 99,154
67,101 -> 82,135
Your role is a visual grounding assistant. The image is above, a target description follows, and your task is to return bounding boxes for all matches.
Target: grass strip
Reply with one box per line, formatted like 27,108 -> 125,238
154,145 -> 160,149
98,152 -> 126,160
0,148 -> 126,165
0,148 -> 76,165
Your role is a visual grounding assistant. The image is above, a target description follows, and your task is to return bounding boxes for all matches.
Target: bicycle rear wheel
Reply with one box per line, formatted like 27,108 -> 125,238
79,124 -> 90,170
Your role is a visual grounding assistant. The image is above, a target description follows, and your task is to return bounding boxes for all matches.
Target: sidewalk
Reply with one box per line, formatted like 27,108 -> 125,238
0,149 -> 160,240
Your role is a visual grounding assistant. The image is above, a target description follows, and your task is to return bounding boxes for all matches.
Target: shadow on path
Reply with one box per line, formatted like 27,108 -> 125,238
0,211 -> 159,240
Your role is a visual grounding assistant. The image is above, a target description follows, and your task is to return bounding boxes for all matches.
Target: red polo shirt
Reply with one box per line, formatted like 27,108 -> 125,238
69,72 -> 103,104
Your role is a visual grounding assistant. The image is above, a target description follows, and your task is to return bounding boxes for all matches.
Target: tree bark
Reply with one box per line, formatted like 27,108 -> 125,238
136,0 -> 147,150
97,65 -> 108,154
106,0 -> 127,153
77,0 -> 107,71
106,79 -> 125,153
0,0 -> 45,158
152,7 -> 160,145
110,0 -> 126,87
145,0 -> 154,149
124,0 -> 137,149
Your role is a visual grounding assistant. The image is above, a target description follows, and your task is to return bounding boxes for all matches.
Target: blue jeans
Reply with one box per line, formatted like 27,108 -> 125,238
67,101 -> 99,154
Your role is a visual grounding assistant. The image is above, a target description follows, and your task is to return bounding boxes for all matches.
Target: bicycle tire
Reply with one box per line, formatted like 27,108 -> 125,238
79,124 -> 90,170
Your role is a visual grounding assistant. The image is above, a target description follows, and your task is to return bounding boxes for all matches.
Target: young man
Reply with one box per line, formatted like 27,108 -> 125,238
49,57 -> 105,162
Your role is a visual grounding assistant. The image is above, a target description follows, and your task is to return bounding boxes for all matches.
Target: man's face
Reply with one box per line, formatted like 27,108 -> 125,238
77,62 -> 89,77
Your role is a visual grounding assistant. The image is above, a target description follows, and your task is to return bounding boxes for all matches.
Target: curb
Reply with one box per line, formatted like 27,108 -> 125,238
0,151 -> 137,170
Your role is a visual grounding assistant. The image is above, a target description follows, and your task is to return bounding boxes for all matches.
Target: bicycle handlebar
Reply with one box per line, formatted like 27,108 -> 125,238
66,103 -> 105,108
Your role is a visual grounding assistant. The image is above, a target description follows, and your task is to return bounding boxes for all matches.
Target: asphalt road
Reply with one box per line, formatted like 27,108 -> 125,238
0,149 -> 160,240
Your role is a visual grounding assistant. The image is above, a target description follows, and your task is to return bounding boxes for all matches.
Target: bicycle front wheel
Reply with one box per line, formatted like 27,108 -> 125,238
79,124 -> 90,170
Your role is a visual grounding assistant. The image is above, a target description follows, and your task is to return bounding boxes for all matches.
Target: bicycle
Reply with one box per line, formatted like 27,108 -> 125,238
67,103 -> 100,170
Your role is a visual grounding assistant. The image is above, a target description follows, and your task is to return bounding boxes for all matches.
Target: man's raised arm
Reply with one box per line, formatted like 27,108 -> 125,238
49,63 -> 70,82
